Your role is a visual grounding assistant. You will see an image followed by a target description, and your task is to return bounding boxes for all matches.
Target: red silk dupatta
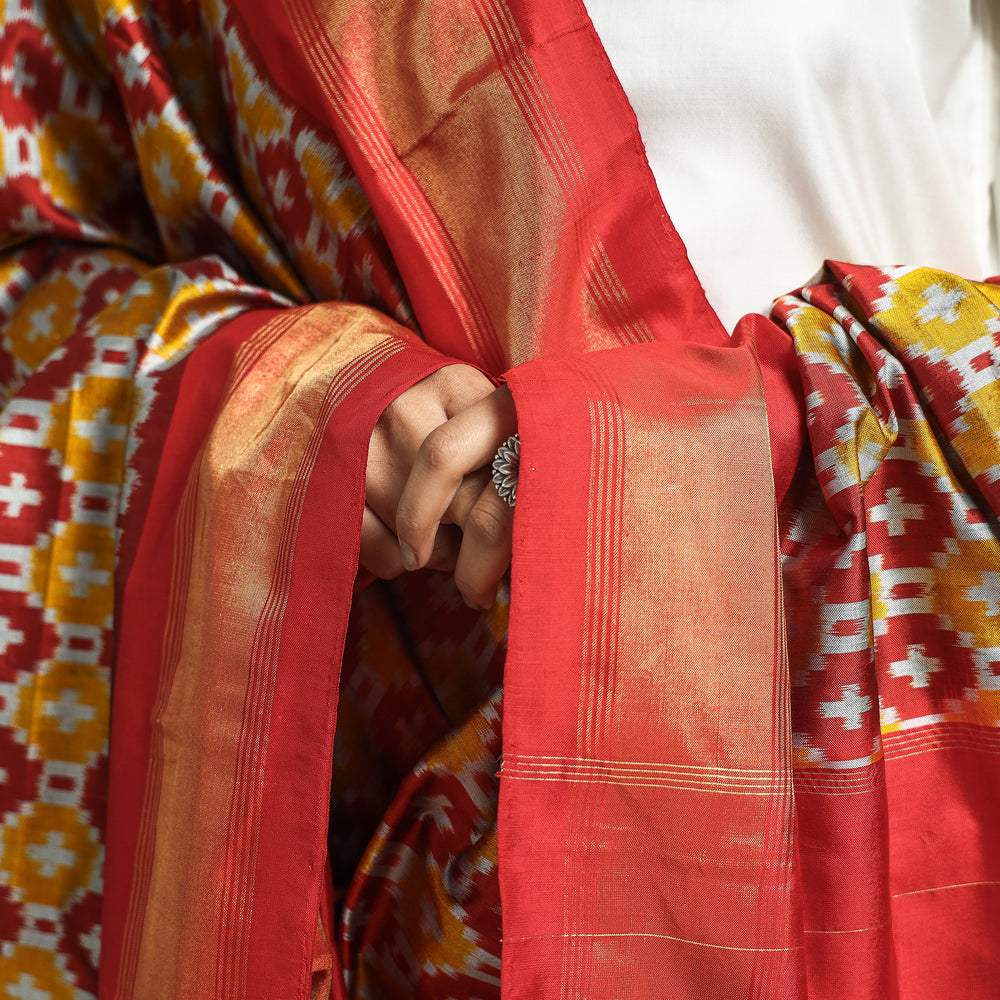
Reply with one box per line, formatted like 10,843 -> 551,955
100,0 -> 799,995
0,0 -> 997,998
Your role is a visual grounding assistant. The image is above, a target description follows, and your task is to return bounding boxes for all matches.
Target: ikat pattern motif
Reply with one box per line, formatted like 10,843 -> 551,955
0,0 -> 403,993
332,573 -> 508,1000
3,0 -> 1000,994
0,243 -> 285,995
776,263 -> 1000,773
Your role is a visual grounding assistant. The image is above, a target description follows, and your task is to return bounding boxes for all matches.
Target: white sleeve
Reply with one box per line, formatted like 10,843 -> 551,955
585,0 -> 999,331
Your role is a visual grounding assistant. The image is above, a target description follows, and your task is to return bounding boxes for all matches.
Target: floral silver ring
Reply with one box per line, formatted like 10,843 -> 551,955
491,433 -> 520,508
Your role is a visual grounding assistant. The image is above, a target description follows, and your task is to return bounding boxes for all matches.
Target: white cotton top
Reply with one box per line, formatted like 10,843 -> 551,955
585,0 -> 1000,331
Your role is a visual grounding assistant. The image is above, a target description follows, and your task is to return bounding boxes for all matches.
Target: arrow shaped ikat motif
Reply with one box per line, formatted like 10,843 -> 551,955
775,262 -> 1000,768
3,0 -> 1000,994
0,0 -> 407,992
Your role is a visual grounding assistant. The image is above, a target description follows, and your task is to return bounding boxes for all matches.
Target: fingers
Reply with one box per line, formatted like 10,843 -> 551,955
365,364 -> 495,532
360,505 -> 462,580
396,385 -> 517,593
359,505 -> 405,579
436,363 -> 498,415
363,366 -> 518,604
426,524 -> 462,573
450,473 -> 514,609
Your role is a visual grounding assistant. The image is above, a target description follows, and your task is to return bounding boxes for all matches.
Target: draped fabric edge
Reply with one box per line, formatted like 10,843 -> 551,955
503,334 -> 797,997
104,305 -> 454,998
103,0 -> 803,996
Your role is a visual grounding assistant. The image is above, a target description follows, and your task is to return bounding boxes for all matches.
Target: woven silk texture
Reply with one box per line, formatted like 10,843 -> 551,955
0,1 -> 997,999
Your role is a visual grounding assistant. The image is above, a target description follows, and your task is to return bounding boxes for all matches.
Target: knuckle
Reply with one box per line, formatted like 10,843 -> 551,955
420,425 -> 463,473
467,500 -> 509,547
361,544 -> 403,581
449,477 -> 480,523
375,560 -> 403,581
378,393 -> 406,429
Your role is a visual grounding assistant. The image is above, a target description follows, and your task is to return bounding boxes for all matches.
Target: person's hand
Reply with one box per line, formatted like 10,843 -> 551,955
395,384 -> 517,609
362,364 -> 495,580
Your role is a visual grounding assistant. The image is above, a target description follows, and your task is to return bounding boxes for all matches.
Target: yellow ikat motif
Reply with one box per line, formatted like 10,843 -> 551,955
1,0 -> 398,990
778,264 -> 1000,772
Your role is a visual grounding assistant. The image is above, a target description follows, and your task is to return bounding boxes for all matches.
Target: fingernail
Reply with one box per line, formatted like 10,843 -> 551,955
399,542 -> 418,572
462,596 -> 484,611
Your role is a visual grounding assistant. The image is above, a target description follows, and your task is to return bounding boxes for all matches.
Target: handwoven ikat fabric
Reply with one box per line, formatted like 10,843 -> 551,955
776,264 -> 1000,769
0,0 -> 399,993
2,0 -> 999,995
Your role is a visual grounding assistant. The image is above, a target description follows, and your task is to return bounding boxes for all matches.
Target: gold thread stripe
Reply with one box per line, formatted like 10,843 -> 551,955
793,783 -> 881,797
803,925 -> 887,935
505,761 -> 783,781
507,931 -> 802,954
471,0 -> 584,191
218,430 -> 302,992
576,365 -> 626,762
588,381 -> 624,994
572,379 -> 605,1000
563,384 -> 603,998
794,772 -> 880,785
560,362 -> 623,998
594,395 -> 622,758
501,774 -> 783,796
231,309 -> 303,388
116,450 -> 203,1000
793,789 -> 879,798
508,753 -> 791,775
218,336 -> 405,995
591,237 -> 652,345
579,388 -> 603,756
471,0 -> 650,348
501,768 -> 784,786
280,0 -> 501,367
892,880 -> 1000,899
502,765 -> 783,788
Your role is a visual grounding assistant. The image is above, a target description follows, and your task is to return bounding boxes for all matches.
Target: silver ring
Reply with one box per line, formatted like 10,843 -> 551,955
491,433 -> 520,507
